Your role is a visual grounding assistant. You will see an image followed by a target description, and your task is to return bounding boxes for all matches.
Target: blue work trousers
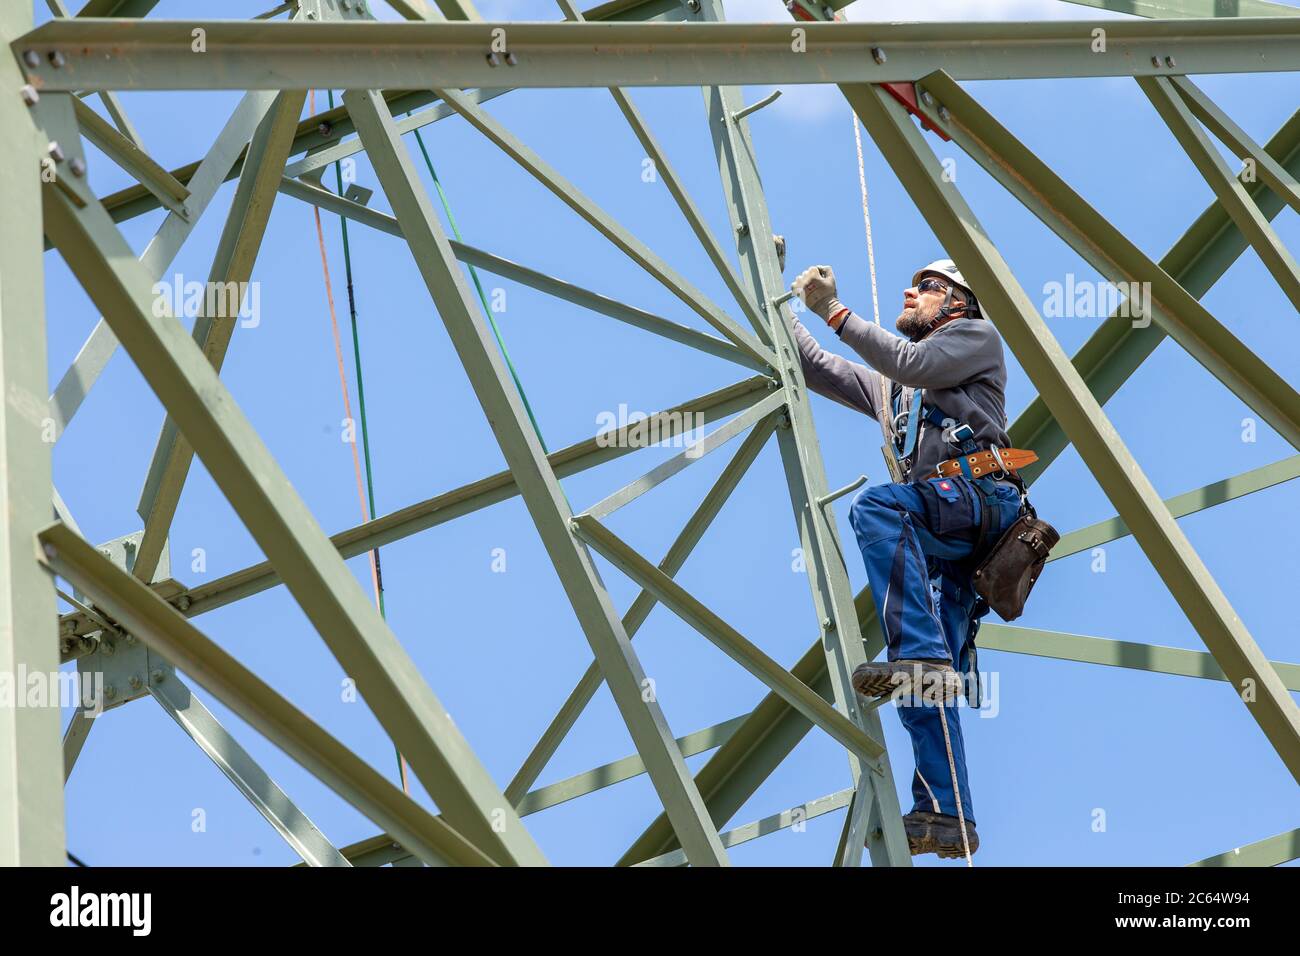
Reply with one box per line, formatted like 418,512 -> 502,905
848,475 -> 1021,823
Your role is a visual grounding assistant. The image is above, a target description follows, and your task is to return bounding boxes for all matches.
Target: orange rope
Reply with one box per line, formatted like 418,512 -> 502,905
309,90 -> 411,795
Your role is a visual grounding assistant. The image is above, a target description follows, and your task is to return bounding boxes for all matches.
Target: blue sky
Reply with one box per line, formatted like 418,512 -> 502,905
41,0 -> 1299,866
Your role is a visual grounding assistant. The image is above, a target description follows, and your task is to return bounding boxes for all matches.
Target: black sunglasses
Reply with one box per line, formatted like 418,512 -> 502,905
917,277 -> 951,294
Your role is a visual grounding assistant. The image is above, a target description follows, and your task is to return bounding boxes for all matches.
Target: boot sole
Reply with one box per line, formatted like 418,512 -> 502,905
852,666 -> 961,702
902,813 -> 979,859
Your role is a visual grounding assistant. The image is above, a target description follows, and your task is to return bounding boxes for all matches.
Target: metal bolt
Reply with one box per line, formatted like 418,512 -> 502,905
104,685 -> 117,701
871,46 -> 886,65
61,619 -> 76,635
687,0 -> 702,10
920,91 -> 935,107
124,633 -> 137,646
318,121 -> 333,138
59,639 -> 73,657
20,85 -> 39,107
150,669 -> 165,685
22,50 -> 39,68
47,141 -> 64,163
569,519 -> 580,534
736,222 -> 750,238
938,106 -> 951,123
1151,55 -> 1161,68
1165,56 -> 1176,68
505,51 -> 518,66
100,639 -> 115,656
128,675 -> 142,691
69,156 -> 86,178
486,52 -> 501,67
48,50 -> 66,69
176,594 -> 191,612
822,617 -> 834,631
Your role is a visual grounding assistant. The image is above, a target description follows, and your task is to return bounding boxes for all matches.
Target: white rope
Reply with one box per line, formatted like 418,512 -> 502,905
851,113 -> 881,329
937,697 -> 974,867
852,109 -> 897,449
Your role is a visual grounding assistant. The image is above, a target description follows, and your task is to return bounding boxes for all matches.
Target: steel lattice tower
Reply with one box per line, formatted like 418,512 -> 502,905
2,0 -> 1298,867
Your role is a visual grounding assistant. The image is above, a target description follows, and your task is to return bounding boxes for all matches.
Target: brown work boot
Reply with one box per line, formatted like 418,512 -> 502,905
902,810 -> 980,859
851,659 -> 960,702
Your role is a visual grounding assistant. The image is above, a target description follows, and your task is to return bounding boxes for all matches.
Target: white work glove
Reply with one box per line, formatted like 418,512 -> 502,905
792,265 -> 847,325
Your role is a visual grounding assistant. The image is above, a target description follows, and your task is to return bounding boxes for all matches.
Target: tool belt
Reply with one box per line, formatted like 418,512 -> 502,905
969,502 -> 1059,622
928,446 -> 1038,481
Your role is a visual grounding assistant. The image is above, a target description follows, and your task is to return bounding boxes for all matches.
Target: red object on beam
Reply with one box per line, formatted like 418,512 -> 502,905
878,82 -> 953,142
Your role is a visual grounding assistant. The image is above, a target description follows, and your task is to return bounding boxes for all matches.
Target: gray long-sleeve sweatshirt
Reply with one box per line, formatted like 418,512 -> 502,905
793,311 -> 1012,482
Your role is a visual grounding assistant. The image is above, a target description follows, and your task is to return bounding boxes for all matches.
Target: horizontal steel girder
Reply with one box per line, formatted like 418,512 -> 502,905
14,18 -> 1300,91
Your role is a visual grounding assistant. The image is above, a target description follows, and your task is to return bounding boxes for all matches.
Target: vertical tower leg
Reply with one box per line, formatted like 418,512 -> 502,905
0,3 -> 65,866
698,0 -> 911,866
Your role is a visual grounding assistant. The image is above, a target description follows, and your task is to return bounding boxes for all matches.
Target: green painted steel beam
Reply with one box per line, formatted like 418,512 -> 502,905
584,396 -> 785,520
1190,828 -> 1300,866
1137,73 -> 1300,312
318,711 -> 750,867
16,19 -> 1300,92
94,88 -> 479,227
50,0 -> 150,154
635,788 -> 855,867
1013,109 -> 1300,484
1166,75 -> 1300,216
555,0 -> 770,343
505,410 -> 778,804
70,90 -> 185,215
846,80 -> 1300,779
134,88 -> 306,585
149,675 -> 351,867
1058,0 -> 1300,17
48,90 -> 280,439
345,86 -> 729,866
515,714 -> 748,816
73,0 -> 691,227
0,2 -> 63,866
61,707 -> 94,782
979,625 -> 1300,689
571,513 -> 888,766
431,86 -> 778,372
277,175 -> 769,371
36,92 -> 546,867
320,833 -> 412,867
912,70 -> 1300,450
36,522 -> 493,868
1051,455 -> 1300,560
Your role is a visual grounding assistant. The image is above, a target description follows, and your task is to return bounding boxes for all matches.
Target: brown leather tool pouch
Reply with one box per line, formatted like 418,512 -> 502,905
970,512 -> 1059,622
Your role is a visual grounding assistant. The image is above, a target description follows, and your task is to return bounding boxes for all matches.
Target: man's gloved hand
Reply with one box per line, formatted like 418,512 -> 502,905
792,265 -> 847,325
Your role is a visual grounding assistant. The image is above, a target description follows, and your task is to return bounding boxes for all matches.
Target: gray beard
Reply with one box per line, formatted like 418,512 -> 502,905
896,307 -> 933,340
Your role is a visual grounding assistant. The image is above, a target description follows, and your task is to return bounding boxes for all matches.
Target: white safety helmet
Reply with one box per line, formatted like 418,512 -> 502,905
912,259 -> 981,320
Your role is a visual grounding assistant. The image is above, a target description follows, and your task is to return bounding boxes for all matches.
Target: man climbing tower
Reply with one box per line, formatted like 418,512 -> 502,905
791,259 -> 1037,860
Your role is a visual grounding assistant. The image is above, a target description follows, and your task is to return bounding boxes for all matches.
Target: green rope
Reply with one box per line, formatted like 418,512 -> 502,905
408,122 -> 551,453
326,91 -> 402,783
327,91 -> 386,618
